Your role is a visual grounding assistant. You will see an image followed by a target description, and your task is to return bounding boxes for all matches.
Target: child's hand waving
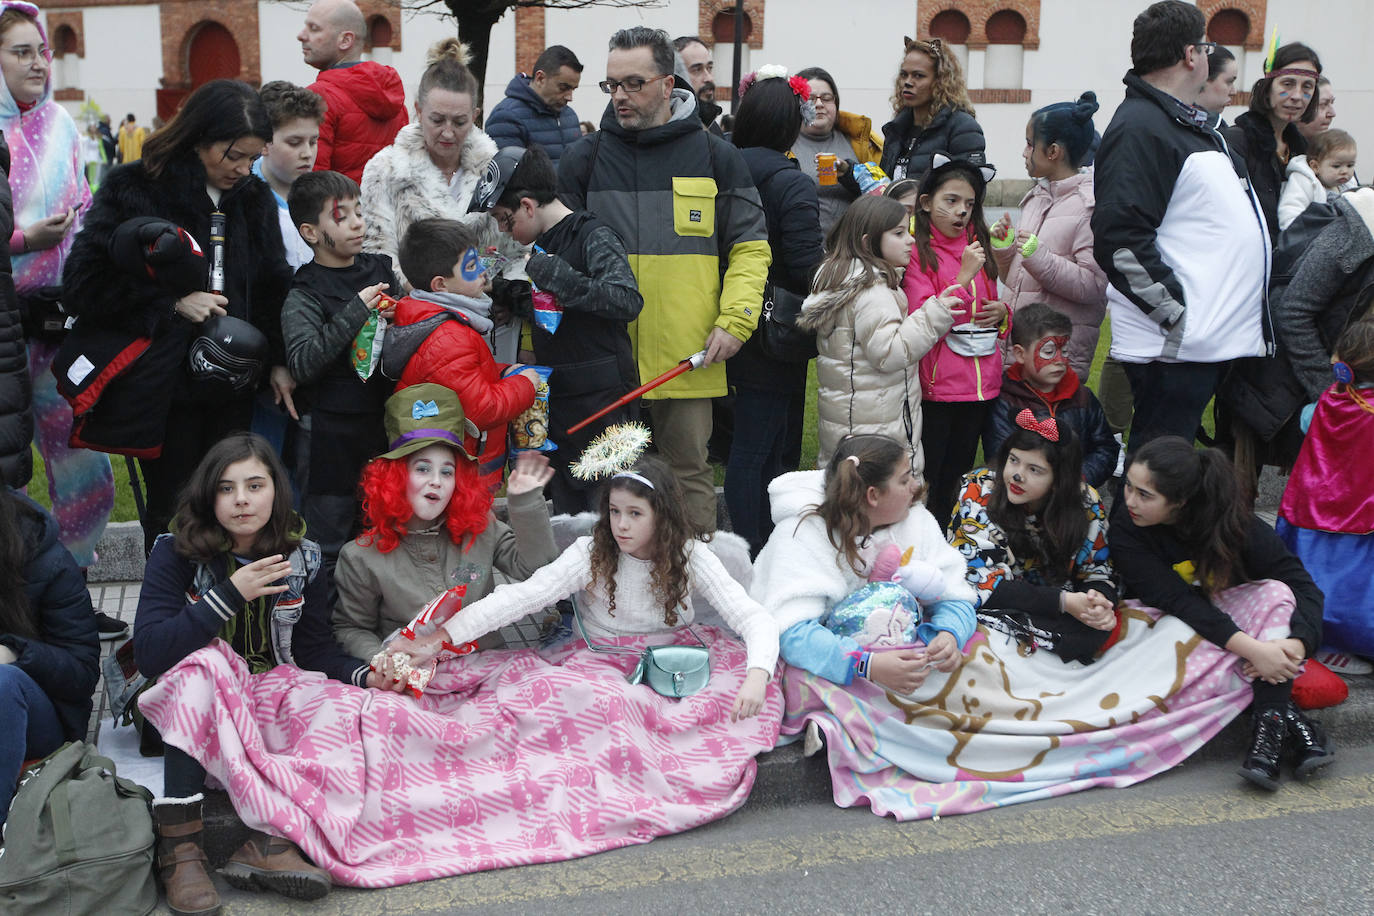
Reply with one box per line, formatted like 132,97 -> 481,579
228,555 -> 291,602
731,668 -> 769,721
506,451 -> 554,496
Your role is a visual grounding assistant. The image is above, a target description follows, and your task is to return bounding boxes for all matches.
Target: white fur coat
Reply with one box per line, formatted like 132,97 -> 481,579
360,122 -> 500,277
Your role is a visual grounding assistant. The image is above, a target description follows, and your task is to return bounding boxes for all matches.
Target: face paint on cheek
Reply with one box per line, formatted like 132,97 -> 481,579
1033,335 -> 1070,371
459,247 -> 482,282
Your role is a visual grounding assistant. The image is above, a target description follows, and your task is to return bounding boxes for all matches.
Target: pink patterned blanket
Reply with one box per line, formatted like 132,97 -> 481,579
139,626 -> 781,887
782,580 -> 1296,820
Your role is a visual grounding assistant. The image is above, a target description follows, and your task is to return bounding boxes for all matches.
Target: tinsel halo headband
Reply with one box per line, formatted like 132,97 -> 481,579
738,65 -> 816,124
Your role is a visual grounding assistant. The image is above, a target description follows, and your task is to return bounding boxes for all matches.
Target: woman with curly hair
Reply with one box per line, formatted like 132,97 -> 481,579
878,36 -> 986,182
331,383 -> 556,661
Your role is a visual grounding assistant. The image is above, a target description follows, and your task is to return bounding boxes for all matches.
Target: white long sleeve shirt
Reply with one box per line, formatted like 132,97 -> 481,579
440,536 -> 779,674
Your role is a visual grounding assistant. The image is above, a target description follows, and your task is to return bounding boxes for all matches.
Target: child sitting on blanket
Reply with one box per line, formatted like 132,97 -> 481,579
752,434 -> 978,696
395,454 -> 778,721
333,383 -> 558,664
133,433 -> 396,912
1111,436 -> 1334,792
950,412 -> 1119,664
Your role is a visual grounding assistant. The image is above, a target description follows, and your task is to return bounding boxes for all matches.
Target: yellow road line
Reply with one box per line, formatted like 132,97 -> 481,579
289,773 -> 1374,912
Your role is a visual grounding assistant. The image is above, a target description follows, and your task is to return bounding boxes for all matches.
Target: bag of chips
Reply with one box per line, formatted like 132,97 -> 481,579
501,364 -> 556,452
532,288 -> 562,334
351,294 -> 394,380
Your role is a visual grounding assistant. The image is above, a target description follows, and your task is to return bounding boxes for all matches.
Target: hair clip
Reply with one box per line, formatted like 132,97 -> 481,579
1333,361 -> 1355,385
1015,408 -> 1059,442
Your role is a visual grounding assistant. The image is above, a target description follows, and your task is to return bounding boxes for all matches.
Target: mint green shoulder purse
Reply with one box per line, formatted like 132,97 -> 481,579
571,598 -> 710,698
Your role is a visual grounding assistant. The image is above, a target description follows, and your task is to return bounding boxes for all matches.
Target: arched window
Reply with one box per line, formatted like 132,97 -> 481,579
187,22 -> 240,88
1207,9 -> 1249,44
929,9 -> 971,73
365,15 -> 393,63
711,10 -> 752,101
984,10 -> 1027,90
50,24 -> 79,91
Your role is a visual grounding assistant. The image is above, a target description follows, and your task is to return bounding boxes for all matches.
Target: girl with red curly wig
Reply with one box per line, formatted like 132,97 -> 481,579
332,384 -> 558,661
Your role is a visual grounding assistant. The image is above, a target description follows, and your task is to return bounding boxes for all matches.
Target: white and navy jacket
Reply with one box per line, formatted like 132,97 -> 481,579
1092,71 -> 1271,364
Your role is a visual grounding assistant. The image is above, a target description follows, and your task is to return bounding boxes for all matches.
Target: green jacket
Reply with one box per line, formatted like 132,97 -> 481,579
558,91 -> 771,398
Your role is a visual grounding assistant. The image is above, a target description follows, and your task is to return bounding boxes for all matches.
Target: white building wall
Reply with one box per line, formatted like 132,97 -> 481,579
51,4 -> 161,125
45,0 -> 1374,184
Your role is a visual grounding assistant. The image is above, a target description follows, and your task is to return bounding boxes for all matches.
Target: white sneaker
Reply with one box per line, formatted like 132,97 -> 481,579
1316,650 -> 1374,676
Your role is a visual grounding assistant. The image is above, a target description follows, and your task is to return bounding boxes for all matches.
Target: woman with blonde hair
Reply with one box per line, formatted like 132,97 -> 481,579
361,38 -> 503,279
878,37 -> 985,182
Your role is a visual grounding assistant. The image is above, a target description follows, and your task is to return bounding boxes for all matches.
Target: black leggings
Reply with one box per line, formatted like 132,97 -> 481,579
921,400 -> 991,527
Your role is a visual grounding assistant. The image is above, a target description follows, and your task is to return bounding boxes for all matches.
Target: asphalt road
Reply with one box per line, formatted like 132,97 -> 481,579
196,737 -> 1373,915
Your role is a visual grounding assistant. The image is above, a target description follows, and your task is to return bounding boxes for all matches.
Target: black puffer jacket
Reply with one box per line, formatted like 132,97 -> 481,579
726,147 -> 824,392
0,133 -> 31,486
1224,110 -> 1307,247
0,489 -> 100,740
879,105 -> 986,181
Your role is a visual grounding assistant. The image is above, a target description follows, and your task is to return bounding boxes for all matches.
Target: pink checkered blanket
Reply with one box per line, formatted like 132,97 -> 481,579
139,626 -> 781,887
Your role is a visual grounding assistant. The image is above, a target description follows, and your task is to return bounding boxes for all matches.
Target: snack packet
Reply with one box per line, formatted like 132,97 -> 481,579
853,161 -> 891,196
502,364 -> 556,452
351,293 -> 394,380
372,564 -> 482,697
532,288 -> 562,334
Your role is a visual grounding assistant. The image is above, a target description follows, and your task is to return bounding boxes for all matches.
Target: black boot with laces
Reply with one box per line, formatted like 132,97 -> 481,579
1238,707 -> 1286,791
1284,702 -> 1334,778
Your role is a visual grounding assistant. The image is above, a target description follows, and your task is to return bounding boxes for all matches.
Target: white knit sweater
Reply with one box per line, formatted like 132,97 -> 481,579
440,536 -> 779,674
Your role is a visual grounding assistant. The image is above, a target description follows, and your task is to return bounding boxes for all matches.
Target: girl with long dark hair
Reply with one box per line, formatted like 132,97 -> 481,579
1111,436 -> 1333,790
62,79 -> 294,553
948,414 -> 1117,664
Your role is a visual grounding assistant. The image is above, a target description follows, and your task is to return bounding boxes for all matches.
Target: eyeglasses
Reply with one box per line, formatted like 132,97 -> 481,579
2,44 -> 51,65
598,74 -> 668,94
1193,41 -> 1217,55
813,93 -> 836,105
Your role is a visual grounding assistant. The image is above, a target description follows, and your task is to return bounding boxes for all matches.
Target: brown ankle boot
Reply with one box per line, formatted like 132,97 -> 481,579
152,795 -> 221,916
220,830 -> 331,900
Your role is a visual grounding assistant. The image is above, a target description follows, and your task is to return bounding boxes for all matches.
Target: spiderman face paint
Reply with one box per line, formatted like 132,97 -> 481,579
437,245 -> 489,297
1034,335 -> 1070,371
1019,333 -> 1070,391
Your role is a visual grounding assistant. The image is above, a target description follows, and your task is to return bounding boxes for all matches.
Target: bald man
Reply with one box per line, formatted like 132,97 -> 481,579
298,0 -> 408,182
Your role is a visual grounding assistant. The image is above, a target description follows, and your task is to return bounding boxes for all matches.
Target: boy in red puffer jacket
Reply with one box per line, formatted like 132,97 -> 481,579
385,218 -> 539,491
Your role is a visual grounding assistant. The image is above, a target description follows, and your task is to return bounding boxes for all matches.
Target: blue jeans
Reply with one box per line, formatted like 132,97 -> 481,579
0,665 -> 66,827
724,386 -> 792,556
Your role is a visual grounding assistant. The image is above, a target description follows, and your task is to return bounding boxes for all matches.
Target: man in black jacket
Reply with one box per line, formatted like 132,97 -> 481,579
0,132 -> 32,487
1091,1 -> 1269,448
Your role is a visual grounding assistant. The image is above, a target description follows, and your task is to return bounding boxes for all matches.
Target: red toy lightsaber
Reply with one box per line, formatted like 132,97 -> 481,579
566,350 -> 707,435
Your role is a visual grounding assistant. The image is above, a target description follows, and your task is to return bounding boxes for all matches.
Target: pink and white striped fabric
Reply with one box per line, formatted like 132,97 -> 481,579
139,627 -> 781,887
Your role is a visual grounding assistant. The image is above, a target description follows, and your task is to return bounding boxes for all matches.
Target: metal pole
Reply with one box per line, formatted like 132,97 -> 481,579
731,3 -> 745,110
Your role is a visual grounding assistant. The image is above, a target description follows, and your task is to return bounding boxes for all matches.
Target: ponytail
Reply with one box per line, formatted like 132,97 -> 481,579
1128,437 -> 1250,595
807,435 -> 921,575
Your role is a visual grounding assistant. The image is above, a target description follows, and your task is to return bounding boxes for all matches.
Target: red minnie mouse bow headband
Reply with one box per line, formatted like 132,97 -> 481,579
1015,408 -> 1059,442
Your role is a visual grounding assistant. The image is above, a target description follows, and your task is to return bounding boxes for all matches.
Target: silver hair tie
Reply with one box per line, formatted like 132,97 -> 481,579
612,471 -> 656,490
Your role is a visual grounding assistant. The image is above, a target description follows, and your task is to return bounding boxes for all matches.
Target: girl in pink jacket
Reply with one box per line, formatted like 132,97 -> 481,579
901,155 -> 1008,524
991,92 -> 1107,378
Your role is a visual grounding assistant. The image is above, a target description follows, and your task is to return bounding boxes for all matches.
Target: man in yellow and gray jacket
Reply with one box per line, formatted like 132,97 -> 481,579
558,26 -> 771,532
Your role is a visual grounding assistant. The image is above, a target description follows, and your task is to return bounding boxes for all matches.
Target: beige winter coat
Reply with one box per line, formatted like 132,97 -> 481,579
798,269 -> 954,474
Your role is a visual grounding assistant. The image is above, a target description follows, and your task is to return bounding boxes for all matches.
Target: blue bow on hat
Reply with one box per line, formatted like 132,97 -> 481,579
412,400 -> 440,420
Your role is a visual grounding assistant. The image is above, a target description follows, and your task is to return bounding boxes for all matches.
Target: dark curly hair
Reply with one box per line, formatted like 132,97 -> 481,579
589,455 -> 703,625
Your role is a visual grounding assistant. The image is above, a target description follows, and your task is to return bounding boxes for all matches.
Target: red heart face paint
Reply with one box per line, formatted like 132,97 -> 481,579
1034,335 -> 1070,371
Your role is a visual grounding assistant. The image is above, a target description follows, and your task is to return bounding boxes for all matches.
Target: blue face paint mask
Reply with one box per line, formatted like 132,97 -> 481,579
459,247 -> 483,282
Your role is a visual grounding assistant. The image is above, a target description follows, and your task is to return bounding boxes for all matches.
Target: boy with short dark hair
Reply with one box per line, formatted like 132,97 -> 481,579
281,170 -> 399,564
388,217 -> 541,493
984,303 -> 1118,487
257,81 -> 328,269
470,144 -> 643,512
